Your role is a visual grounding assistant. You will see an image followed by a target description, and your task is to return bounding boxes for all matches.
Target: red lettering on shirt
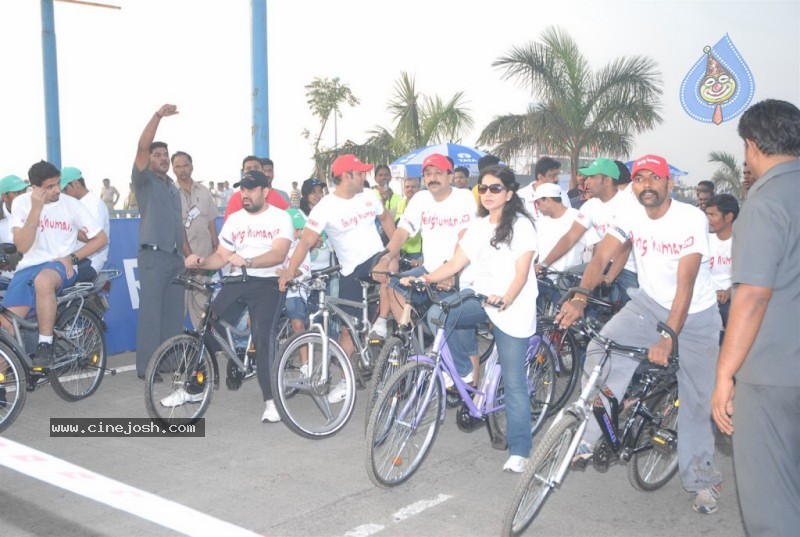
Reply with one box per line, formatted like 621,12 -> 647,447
339,209 -> 378,228
420,212 -> 471,231
33,216 -> 74,233
229,226 -> 282,244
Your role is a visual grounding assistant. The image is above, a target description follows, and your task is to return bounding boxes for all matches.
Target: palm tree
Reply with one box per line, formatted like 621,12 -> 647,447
478,26 -> 663,188
708,151 -> 744,200
311,72 -> 473,177
304,77 -> 360,156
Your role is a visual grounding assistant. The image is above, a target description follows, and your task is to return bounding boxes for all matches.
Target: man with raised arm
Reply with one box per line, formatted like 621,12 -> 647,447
279,154 -> 395,399
557,154 -> 723,515
132,104 -> 188,379
1,161 -> 107,369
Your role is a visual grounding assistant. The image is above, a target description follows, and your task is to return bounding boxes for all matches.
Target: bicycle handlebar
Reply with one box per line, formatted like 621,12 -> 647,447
409,279 -> 503,310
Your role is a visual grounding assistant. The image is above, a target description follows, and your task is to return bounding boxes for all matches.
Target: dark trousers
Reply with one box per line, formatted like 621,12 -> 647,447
733,382 -> 800,536
136,250 -> 185,375
205,278 -> 285,401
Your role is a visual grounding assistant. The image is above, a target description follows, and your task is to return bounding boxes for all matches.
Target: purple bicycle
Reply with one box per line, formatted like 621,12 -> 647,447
365,283 -> 557,487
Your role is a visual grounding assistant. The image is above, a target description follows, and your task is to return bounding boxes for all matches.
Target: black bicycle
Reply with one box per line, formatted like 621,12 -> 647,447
502,289 -> 679,536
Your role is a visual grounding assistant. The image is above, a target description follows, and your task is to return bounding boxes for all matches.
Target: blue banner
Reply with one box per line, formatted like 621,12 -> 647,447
104,217 -> 222,355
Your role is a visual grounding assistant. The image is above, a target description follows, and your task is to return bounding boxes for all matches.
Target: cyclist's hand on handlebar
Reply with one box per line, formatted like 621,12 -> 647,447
228,253 -> 247,268
485,294 -> 510,311
435,275 -> 456,291
647,337 -> 672,367
185,254 -> 204,269
555,299 -> 585,329
278,273 -> 290,292
398,276 -> 418,287
534,264 -> 547,277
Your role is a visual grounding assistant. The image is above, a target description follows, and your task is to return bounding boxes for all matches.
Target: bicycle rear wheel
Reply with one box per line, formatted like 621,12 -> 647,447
49,307 -> 107,402
487,336 -> 557,448
145,334 -> 214,427
502,413 -> 581,536
628,381 -> 679,491
0,342 -> 27,433
272,331 -> 355,439
366,361 -> 443,487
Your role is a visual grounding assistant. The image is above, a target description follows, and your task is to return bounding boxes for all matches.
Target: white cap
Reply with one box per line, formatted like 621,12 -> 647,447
533,183 -> 562,201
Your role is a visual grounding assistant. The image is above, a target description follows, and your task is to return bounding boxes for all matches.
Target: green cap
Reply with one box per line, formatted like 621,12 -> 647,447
0,175 -> 28,195
286,208 -> 306,230
578,158 -> 620,180
60,166 -> 82,189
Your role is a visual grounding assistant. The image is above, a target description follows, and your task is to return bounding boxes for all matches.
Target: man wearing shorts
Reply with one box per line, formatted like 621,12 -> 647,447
2,160 -> 107,369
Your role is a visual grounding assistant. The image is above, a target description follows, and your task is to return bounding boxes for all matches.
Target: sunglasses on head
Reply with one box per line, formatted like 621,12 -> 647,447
477,184 -> 508,194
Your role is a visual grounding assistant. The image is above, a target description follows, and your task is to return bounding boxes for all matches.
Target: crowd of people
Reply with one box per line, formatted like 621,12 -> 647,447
1,98 -> 796,536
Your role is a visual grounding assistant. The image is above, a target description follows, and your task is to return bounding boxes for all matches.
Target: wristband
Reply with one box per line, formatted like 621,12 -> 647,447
570,295 -> 588,306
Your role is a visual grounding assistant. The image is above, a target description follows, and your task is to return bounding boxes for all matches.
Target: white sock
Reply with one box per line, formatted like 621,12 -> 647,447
374,317 -> 387,328
39,335 -> 53,344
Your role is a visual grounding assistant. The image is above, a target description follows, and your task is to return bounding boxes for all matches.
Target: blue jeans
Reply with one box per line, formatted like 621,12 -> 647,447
494,326 -> 534,457
426,289 -> 482,377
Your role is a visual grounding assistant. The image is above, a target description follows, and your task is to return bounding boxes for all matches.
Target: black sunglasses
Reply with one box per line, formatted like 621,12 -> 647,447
477,184 -> 507,194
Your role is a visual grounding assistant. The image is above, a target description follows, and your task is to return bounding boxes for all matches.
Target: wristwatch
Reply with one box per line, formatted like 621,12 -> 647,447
70,253 -> 80,265
245,258 -> 253,268
659,329 -> 672,339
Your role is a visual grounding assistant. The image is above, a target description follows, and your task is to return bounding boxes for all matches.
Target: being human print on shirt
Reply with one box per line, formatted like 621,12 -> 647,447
218,207 -> 293,279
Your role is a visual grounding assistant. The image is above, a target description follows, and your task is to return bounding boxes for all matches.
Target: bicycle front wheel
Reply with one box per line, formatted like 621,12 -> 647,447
488,337 -> 557,449
628,381 -> 679,491
365,335 -> 414,429
144,334 -> 214,427
365,361 -> 443,487
0,341 -> 27,433
49,306 -> 107,401
272,332 -> 355,439
502,413 -> 581,536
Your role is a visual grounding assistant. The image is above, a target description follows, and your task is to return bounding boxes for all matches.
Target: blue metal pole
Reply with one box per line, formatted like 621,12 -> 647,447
41,0 -> 62,167
251,0 -> 269,157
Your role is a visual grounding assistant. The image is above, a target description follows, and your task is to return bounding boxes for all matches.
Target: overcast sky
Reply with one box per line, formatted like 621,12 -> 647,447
1,0 -> 798,197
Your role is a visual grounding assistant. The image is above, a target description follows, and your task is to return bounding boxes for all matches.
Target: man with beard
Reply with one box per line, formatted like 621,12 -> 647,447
132,104 -> 188,378
176,170 -> 292,423
558,154 -> 724,515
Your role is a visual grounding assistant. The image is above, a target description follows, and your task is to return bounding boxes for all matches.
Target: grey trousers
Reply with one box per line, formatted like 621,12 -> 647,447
184,273 -> 211,330
733,382 -> 800,536
136,249 -> 185,376
582,288 -> 723,491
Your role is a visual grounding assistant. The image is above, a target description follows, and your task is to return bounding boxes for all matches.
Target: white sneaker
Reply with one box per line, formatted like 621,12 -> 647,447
160,388 -> 203,408
443,370 -> 474,389
372,318 -> 388,339
326,379 -> 348,403
262,399 -> 281,423
503,455 -> 528,473
299,363 -> 310,377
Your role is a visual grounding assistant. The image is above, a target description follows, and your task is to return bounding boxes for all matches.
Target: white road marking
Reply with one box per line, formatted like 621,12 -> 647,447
0,437 -> 259,536
344,523 -> 386,536
343,493 -> 452,536
392,493 -> 452,522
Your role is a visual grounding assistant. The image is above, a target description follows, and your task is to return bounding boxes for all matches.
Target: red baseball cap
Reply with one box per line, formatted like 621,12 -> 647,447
631,154 -> 670,178
331,154 -> 374,177
421,153 -> 453,173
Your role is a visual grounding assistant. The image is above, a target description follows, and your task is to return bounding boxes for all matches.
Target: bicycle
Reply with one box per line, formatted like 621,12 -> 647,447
144,270 -> 290,426
364,283 -> 557,487
0,266 -> 119,403
502,292 -> 679,536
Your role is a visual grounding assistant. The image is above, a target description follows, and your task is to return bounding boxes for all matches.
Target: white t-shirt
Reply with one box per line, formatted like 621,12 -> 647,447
79,191 -> 110,272
218,207 -> 293,279
708,233 -> 732,291
608,200 -> 717,313
305,190 -> 384,276
460,215 -> 538,338
398,188 -> 476,271
517,182 -> 571,221
537,208 -> 600,273
0,216 -> 14,279
575,191 -> 638,273
11,192 -> 103,271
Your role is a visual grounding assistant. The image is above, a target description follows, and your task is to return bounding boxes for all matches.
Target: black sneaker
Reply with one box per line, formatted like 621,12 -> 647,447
32,342 -> 54,369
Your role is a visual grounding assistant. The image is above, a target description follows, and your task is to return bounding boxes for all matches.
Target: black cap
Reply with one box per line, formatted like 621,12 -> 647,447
233,170 -> 270,189
614,160 -> 631,185
301,178 -> 324,197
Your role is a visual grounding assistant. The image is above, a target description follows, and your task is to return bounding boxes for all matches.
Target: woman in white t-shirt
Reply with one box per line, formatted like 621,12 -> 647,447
407,165 -> 538,473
